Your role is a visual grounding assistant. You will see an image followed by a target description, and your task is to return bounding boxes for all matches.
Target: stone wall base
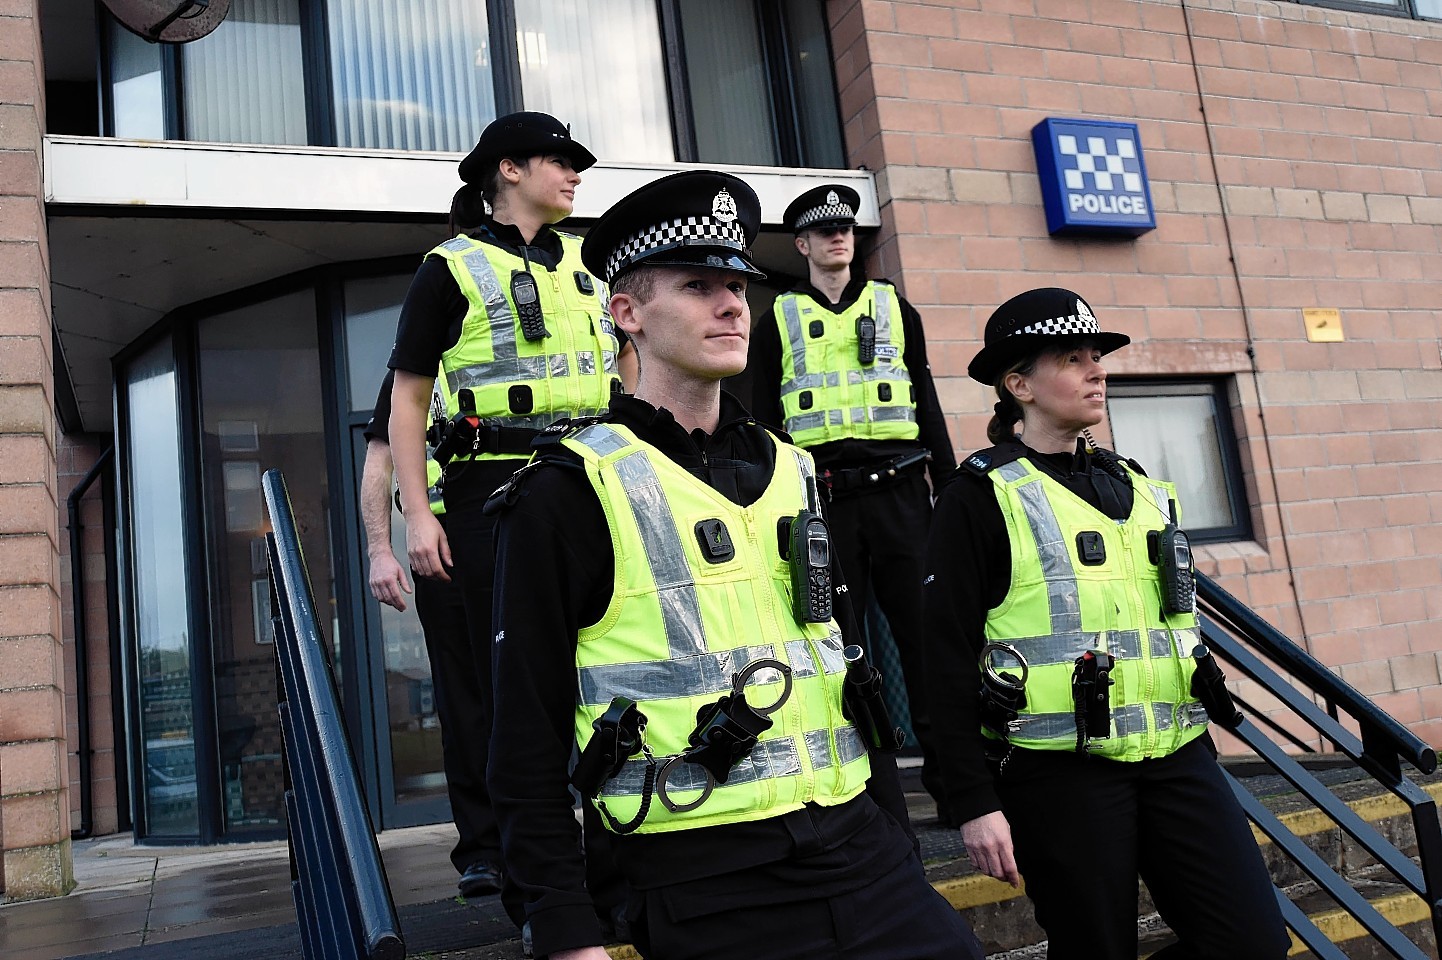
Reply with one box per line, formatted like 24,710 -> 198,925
2,838 -> 74,902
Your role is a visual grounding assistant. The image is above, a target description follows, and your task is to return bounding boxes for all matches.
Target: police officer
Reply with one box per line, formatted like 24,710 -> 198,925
748,184 -> 956,822
487,171 -> 984,960
360,369 -> 495,896
924,288 -> 1289,960
388,112 -> 628,916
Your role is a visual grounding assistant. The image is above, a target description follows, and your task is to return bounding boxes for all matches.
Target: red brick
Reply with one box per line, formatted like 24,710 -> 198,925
0,634 -> 57,688
0,739 -> 61,795
0,792 -> 63,850
0,686 -> 62,741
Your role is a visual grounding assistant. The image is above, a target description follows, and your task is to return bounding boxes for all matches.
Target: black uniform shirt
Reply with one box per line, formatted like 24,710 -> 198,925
490,393 -> 918,957
750,275 -> 956,486
364,369 -> 395,443
923,439 -> 1137,825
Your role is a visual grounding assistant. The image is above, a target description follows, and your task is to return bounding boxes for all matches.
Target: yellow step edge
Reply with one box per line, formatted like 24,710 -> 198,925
1251,780 -> 1442,847
1285,891 -> 1431,955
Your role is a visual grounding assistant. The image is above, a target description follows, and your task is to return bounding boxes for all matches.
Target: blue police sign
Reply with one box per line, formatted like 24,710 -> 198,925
1032,118 -> 1156,237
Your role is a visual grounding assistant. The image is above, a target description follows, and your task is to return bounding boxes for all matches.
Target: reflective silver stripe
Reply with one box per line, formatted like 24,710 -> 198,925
850,406 -> 916,424
780,374 -> 827,395
784,632 -> 847,679
606,737 -> 802,796
1002,465 -> 1085,637
572,422 -> 630,456
1151,700 -> 1208,731
578,351 -> 596,376
835,724 -> 867,765
786,412 -> 828,434
1009,703 -> 1149,740
549,354 -> 571,378
803,725 -> 868,770
1009,629 -> 1142,667
1146,481 -> 1173,522
805,730 -> 832,770
780,295 -> 810,380
578,644 -> 781,706
445,245 -> 526,396
871,282 -> 893,343
1154,626 -> 1199,660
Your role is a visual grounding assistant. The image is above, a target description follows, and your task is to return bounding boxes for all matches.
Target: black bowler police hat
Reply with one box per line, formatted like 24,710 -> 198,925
784,184 -> 860,233
458,112 -> 597,184
968,287 -> 1131,386
581,170 -> 765,283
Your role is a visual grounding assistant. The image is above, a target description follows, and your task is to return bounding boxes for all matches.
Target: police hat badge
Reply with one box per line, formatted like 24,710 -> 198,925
712,189 -> 738,223
101,0 -> 232,43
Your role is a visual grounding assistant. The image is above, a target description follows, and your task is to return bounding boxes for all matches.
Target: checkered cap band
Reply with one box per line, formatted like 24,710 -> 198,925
794,201 -> 856,230
606,216 -> 748,278
1015,315 -> 1101,337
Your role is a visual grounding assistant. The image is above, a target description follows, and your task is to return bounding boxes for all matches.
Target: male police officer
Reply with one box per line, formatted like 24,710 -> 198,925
388,112 -> 625,913
487,171 -> 983,960
748,184 -> 957,823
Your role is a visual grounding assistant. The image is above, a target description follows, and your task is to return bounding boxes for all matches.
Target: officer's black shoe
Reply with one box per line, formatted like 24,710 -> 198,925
521,921 -> 534,959
458,860 -> 504,898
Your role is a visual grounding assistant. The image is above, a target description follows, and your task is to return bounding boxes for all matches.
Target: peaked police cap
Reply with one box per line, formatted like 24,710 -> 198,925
582,170 -> 765,283
968,287 -> 1131,385
784,184 -> 860,234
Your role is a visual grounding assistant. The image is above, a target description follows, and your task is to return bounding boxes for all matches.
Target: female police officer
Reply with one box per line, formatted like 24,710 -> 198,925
924,288 -> 1289,960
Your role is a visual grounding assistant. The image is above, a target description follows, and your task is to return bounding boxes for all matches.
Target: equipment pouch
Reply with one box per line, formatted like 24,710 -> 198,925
572,697 -> 647,798
1190,645 -> 1243,729
1071,650 -> 1115,749
842,644 -> 906,752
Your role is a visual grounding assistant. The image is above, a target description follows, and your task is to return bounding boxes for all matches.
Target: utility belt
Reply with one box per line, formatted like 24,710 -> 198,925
431,387 -> 543,466
822,448 -> 930,498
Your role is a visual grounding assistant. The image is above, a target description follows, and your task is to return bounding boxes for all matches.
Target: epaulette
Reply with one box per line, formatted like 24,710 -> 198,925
482,454 -> 586,517
961,441 -> 1028,477
529,411 -> 613,452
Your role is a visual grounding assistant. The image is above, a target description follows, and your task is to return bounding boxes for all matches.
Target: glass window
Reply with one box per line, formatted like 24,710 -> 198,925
344,274 -> 413,412
197,289 -> 333,836
182,0 -> 307,145
516,0 -> 675,163
1107,380 -> 1250,542
679,0 -> 778,166
782,0 -> 845,169
328,0 -> 496,152
124,337 -> 199,837
109,20 -> 165,139
1419,0 -> 1442,17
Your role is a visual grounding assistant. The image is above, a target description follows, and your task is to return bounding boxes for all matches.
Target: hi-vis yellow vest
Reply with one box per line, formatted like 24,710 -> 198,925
432,231 -> 620,462
564,422 -> 871,833
774,281 -> 919,447
984,457 -> 1206,760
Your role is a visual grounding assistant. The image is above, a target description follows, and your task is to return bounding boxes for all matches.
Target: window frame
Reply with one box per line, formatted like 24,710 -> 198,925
1104,377 -> 1253,545
97,0 -> 847,167
1297,0 -> 1441,21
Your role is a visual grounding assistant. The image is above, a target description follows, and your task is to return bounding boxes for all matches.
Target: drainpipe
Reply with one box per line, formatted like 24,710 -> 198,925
68,446 -> 114,841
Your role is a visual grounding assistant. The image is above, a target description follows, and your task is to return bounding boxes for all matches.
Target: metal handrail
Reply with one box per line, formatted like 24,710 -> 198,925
1197,571 -> 1442,957
264,469 -> 405,960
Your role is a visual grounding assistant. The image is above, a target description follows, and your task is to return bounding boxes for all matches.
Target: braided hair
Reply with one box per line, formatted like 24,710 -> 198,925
987,354 -> 1041,445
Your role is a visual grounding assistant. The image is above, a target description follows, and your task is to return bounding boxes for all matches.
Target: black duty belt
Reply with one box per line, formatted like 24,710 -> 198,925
460,422 -> 542,458
822,448 -> 931,497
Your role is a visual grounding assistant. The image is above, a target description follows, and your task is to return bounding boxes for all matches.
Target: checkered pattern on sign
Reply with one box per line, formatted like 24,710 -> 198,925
607,216 -> 748,278
1057,134 -> 1143,194
794,201 -> 856,230
1016,315 -> 1101,337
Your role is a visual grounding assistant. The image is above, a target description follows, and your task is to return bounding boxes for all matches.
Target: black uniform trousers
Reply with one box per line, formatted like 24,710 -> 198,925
411,549 -> 495,875
826,472 -> 944,808
628,849 -> 984,960
444,467 -> 628,930
994,735 -> 1290,960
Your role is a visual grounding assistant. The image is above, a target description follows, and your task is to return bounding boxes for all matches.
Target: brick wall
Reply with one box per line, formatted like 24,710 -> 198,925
0,0 -> 71,900
829,0 -> 1442,746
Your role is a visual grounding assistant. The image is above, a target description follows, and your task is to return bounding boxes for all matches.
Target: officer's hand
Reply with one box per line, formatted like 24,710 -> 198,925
961,810 -> 1022,888
406,511 -> 453,582
367,550 -> 413,612
551,949 -> 611,960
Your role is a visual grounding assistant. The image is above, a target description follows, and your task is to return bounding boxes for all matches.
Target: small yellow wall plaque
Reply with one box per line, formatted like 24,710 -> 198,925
1303,308 -> 1344,342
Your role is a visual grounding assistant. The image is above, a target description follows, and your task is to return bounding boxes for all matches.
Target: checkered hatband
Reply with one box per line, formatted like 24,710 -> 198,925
1015,315 -> 1101,337
606,216 -> 749,279
794,201 -> 856,231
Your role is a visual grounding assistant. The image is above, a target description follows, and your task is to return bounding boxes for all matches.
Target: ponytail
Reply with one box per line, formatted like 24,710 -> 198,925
449,183 -> 488,236
986,354 -> 1042,445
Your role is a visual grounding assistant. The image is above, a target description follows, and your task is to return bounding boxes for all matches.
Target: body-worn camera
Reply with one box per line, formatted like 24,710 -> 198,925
511,269 -> 547,342
856,315 -> 877,364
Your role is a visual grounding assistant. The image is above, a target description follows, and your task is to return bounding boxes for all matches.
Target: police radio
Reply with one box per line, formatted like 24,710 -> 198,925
511,269 -> 548,342
1147,499 -> 1195,615
781,476 -> 832,623
856,315 -> 876,364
